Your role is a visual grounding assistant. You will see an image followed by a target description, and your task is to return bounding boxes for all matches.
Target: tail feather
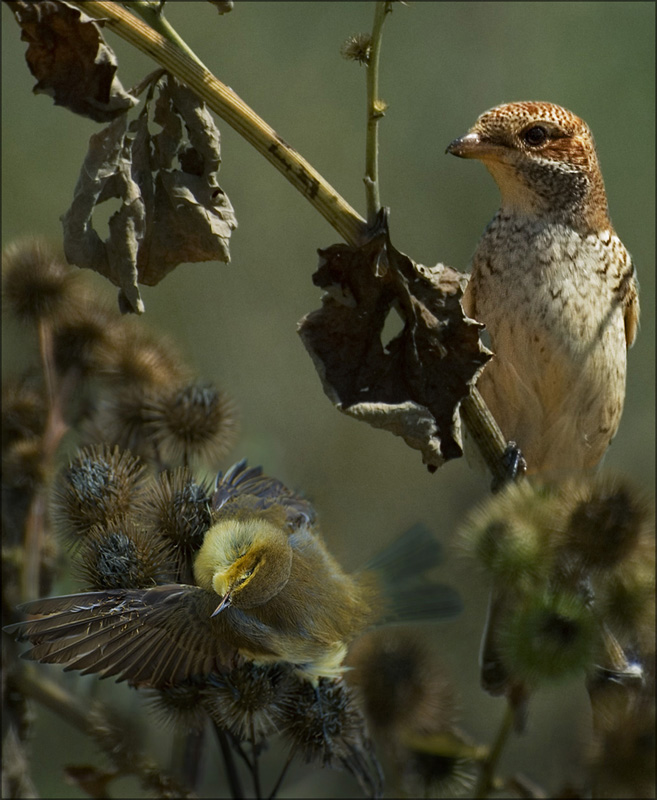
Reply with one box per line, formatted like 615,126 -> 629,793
362,523 -> 462,625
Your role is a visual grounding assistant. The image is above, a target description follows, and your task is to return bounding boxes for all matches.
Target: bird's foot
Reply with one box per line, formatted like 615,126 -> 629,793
492,441 -> 527,492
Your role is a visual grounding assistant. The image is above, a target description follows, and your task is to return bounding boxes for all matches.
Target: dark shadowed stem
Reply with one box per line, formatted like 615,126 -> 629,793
179,727 -> 205,793
212,721 -> 244,799
22,321 -> 69,600
473,702 -> 514,798
250,720 -> 262,799
268,751 -> 294,800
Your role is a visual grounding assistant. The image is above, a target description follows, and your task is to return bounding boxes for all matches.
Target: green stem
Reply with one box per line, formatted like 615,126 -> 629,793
123,1 -> 209,68
473,701 -> 514,798
364,1 -> 392,223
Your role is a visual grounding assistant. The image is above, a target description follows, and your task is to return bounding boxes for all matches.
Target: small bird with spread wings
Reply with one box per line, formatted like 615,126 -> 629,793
6,461 -> 461,687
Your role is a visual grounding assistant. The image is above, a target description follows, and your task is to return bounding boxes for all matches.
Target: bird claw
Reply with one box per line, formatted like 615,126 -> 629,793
491,441 -> 527,492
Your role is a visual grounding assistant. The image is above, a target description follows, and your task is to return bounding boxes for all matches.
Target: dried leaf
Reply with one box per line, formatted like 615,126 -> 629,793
298,211 -> 490,471
7,0 -> 137,122
61,74 -> 237,313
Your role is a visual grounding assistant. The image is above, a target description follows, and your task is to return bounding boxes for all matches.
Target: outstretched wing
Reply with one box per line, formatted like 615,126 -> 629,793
4,585 -> 240,688
212,459 -> 316,528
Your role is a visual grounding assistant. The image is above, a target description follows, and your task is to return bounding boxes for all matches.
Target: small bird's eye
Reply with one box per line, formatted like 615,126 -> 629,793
236,567 -> 254,586
522,125 -> 549,147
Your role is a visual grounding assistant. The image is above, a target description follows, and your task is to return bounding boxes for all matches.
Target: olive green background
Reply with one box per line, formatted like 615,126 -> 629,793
2,2 -> 654,797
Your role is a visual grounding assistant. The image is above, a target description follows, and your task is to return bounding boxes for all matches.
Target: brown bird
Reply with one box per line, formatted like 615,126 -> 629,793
447,102 -> 639,696
447,101 -> 639,476
5,461 -> 461,687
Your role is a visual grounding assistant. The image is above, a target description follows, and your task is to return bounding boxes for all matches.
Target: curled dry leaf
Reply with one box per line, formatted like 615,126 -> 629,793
7,0 -> 137,122
61,74 -> 237,313
298,211 -> 490,471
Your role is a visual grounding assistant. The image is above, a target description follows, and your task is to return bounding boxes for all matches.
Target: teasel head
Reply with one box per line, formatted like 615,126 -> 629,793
50,288 -> 119,382
459,479 -> 563,589
74,519 -> 175,591
497,590 -> 598,687
588,684 -> 656,799
138,467 -> 213,582
2,377 -> 46,450
2,238 -> 78,325
203,660 -> 294,742
148,677 -> 210,732
141,380 -> 239,468
346,630 -> 457,739
51,444 -> 147,547
557,475 -> 650,572
278,676 -> 383,798
98,317 -> 190,390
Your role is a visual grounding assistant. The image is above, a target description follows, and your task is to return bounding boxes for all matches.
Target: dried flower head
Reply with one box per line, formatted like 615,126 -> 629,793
401,745 -> 476,798
347,630 -> 457,737
341,33 -> 372,65
51,290 -> 118,379
138,468 -> 212,582
2,436 -> 46,490
2,377 -> 46,450
75,520 -> 174,590
2,238 -> 78,324
279,677 -> 383,797
589,689 -> 655,799
51,444 -> 147,544
99,318 -> 189,389
85,389 -> 159,463
203,661 -> 293,741
148,678 -> 209,731
498,591 -> 597,686
559,476 -> 648,571
142,381 -> 238,467
597,534 -> 655,650
460,479 -> 562,587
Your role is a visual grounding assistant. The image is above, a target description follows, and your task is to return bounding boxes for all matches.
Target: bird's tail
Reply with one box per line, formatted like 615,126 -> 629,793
361,523 -> 462,626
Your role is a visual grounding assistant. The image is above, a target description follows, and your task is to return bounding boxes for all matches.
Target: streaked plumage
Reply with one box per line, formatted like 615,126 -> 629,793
447,101 -> 639,475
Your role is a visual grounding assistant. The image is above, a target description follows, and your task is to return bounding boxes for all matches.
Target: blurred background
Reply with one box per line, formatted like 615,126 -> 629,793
2,2 -> 654,797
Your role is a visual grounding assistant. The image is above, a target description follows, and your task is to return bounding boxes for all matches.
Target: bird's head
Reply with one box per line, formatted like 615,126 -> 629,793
447,101 -> 609,229
193,516 -> 293,614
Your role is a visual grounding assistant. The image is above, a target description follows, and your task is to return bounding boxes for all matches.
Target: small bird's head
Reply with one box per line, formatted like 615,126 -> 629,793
193,516 -> 293,614
447,101 -> 609,229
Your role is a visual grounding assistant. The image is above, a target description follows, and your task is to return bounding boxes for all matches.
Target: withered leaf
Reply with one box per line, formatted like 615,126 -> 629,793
7,0 -> 137,122
298,211 -> 491,471
61,74 -> 237,313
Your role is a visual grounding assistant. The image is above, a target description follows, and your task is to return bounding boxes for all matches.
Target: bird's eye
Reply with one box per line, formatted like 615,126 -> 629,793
522,125 -> 549,147
236,567 -> 254,586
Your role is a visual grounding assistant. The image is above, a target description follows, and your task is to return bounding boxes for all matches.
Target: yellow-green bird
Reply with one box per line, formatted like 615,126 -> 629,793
6,461 -> 461,687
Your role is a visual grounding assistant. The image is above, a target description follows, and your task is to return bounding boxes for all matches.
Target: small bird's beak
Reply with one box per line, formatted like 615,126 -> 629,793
211,592 -> 232,617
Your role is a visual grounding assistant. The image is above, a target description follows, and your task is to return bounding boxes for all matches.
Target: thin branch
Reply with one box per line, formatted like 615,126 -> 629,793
473,701 -> 514,798
212,721 -> 244,799
364,1 -> 393,223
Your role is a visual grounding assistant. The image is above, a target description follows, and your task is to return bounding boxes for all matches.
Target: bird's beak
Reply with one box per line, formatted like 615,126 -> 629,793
211,592 -> 232,617
446,131 -> 499,159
